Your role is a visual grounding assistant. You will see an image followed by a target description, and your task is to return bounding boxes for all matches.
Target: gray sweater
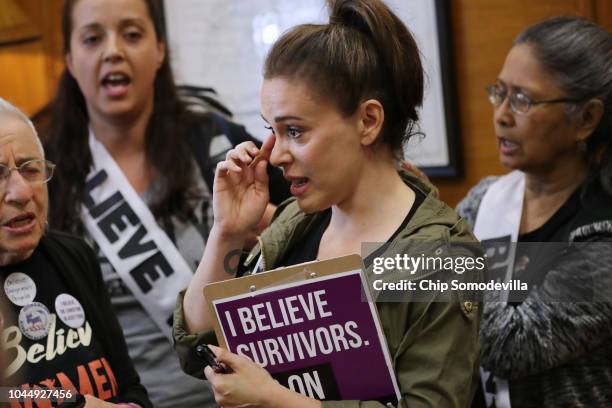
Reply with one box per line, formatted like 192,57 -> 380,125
457,177 -> 612,408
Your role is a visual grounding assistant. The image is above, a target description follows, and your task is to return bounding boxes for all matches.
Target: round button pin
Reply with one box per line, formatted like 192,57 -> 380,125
18,302 -> 51,340
55,294 -> 86,329
4,272 -> 36,306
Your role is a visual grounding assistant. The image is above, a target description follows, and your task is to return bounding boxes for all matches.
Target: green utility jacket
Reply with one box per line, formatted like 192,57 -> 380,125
174,173 -> 482,408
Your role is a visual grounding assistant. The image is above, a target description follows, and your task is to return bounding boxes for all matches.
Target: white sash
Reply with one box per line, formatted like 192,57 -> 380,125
81,131 -> 195,341
474,170 -> 525,408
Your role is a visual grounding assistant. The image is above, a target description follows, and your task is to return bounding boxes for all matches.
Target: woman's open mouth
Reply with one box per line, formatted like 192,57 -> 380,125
2,213 -> 37,234
289,177 -> 309,197
101,73 -> 132,98
498,137 -> 520,154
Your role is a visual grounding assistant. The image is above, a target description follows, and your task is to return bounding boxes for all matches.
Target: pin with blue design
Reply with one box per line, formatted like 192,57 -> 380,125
18,302 -> 51,340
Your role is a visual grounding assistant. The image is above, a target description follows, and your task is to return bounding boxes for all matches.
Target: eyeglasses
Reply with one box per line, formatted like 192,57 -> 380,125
0,159 -> 56,186
486,84 -> 582,115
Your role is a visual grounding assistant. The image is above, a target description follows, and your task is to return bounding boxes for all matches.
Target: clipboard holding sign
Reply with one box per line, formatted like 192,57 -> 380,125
203,255 -> 401,404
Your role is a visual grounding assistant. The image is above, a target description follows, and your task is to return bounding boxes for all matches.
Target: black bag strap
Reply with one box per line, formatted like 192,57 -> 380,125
181,86 -> 291,204
181,85 -> 235,192
188,118 -> 214,192
177,85 -> 233,118
188,111 -> 248,192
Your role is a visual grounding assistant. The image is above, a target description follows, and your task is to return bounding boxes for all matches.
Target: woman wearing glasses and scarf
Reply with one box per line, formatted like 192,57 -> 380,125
455,17 -> 612,407
0,98 -> 151,408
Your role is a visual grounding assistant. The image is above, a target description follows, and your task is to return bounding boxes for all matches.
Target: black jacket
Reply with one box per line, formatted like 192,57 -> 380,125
39,231 -> 152,408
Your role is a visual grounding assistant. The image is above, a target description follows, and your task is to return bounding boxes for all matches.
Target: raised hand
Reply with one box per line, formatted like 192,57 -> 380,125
213,135 -> 275,237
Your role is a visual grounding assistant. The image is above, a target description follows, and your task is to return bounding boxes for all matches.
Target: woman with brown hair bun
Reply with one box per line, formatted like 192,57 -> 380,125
175,0 -> 481,406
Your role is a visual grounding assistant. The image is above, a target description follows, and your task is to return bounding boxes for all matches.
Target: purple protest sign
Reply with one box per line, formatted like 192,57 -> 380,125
213,270 -> 401,404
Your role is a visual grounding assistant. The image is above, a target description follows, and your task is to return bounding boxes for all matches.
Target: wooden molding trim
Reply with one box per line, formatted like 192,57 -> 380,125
578,0 -> 596,19
0,0 -> 41,46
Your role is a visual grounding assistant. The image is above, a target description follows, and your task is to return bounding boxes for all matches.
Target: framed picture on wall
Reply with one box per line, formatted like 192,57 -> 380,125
162,0 -> 461,177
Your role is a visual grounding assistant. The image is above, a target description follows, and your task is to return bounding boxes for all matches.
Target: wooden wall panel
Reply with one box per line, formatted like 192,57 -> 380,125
0,0 -> 63,116
436,0 -> 600,206
594,0 -> 612,31
20,0 -> 65,83
0,0 -> 40,45
0,41 -> 49,115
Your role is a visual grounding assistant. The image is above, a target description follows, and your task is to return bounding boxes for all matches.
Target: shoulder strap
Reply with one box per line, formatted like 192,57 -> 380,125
180,87 -> 291,204
188,112 -> 240,192
177,85 -> 233,118
180,85 -> 238,192
188,119 -> 214,191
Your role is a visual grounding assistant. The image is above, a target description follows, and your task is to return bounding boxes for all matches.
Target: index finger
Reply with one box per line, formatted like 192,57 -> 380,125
248,134 -> 276,169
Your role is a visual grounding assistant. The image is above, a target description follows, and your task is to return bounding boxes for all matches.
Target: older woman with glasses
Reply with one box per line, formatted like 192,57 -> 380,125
0,98 -> 151,408
456,17 -> 612,407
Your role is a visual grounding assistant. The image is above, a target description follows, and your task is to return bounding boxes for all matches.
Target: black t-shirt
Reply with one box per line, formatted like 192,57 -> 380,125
277,189 -> 426,268
509,188 -> 582,294
1,249 -> 120,403
518,188 -> 581,243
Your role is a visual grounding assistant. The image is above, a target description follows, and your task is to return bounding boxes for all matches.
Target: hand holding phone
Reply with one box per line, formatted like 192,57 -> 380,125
196,344 -> 230,374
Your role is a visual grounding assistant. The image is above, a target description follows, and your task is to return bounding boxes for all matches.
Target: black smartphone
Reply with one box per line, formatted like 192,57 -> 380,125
196,344 -> 230,374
